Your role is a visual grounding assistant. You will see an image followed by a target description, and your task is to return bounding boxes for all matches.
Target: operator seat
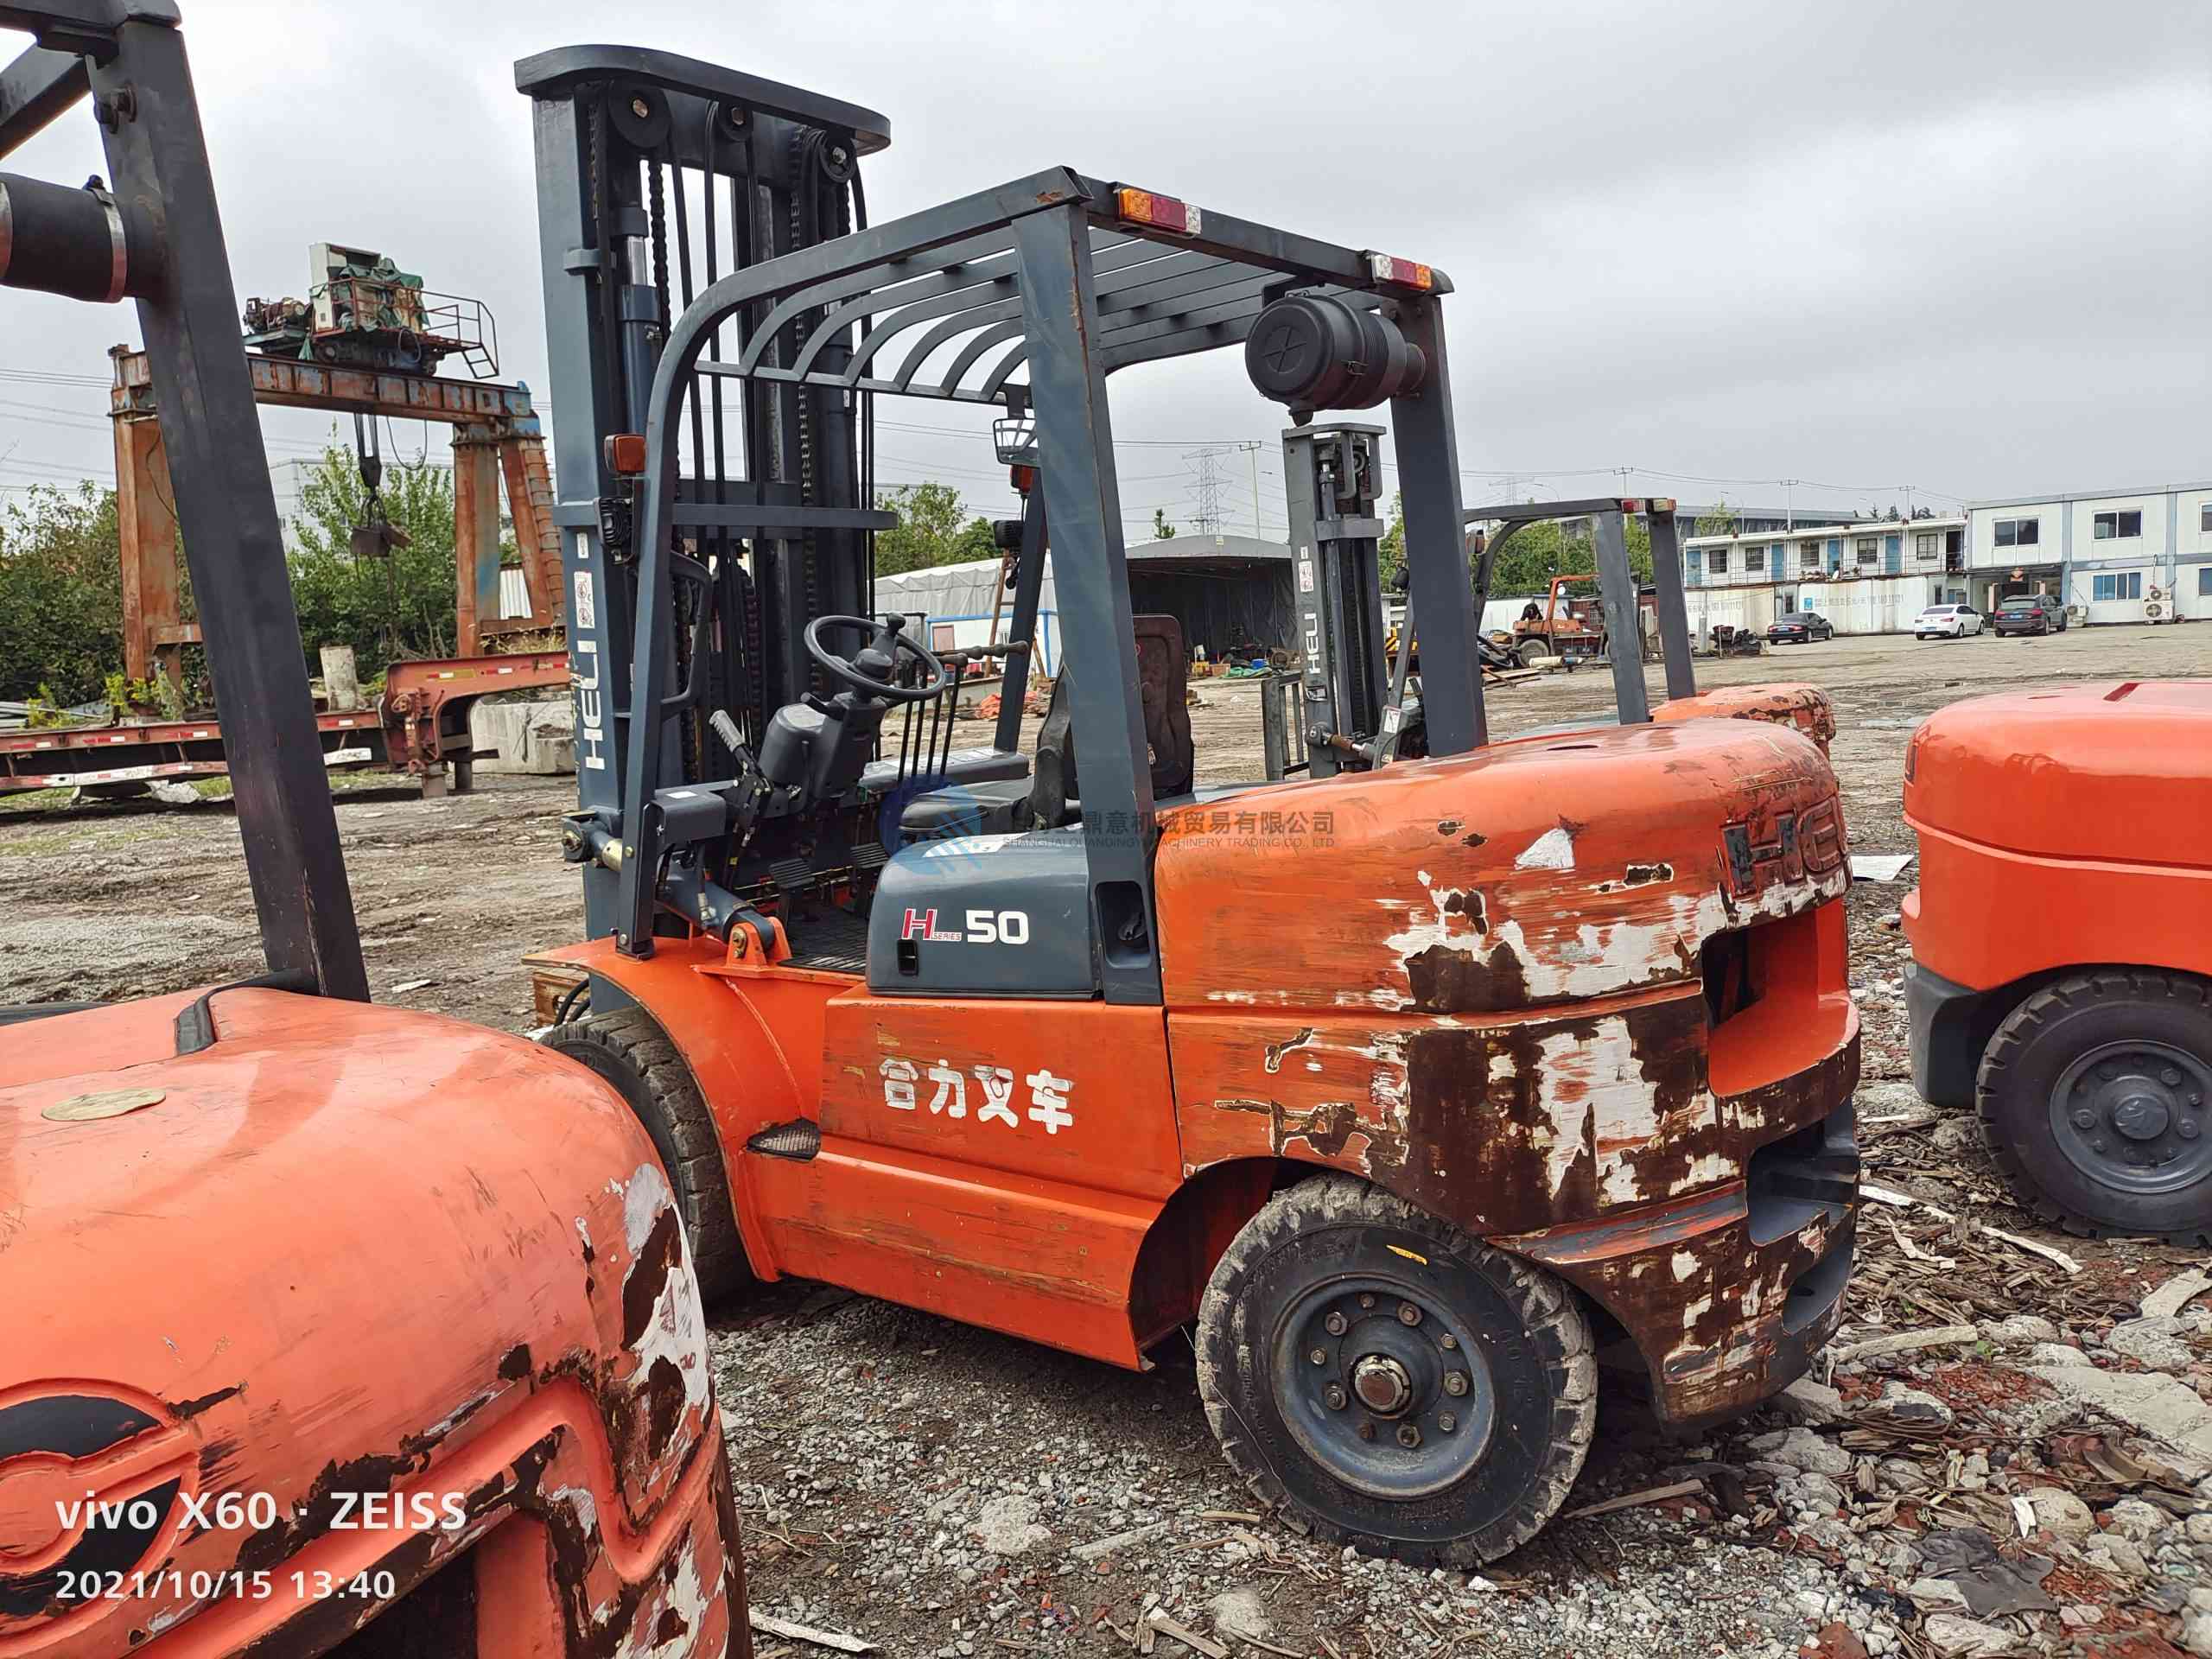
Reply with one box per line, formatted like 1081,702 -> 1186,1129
1026,614 -> 1195,829
897,615 -> 1196,842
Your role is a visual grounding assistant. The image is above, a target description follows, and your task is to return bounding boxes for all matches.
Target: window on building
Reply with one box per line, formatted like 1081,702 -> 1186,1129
1801,541 -> 1823,568
1745,544 -> 1766,574
1914,532 -> 1937,561
2094,510 -> 2143,540
1945,529 -> 1963,556
1854,537 -> 1878,567
1709,548 -> 1730,574
1994,518 -> 2039,548
2201,504 -> 2211,533
2198,565 -> 2212,596
2092,571 -> 2144,601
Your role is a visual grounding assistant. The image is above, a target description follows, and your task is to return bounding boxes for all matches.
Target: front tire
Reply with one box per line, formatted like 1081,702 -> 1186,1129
544,1007 -> 752,1300
1194,1175 -> 1596,1565
1977,970 -> 2212,1246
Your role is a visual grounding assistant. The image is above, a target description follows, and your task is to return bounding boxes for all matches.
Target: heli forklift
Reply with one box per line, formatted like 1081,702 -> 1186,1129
0,10 -> 747,1653
524,48 -> 1861,1564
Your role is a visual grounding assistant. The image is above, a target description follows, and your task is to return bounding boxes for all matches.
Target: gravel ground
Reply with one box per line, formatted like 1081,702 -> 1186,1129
8,622 -> 2212,1658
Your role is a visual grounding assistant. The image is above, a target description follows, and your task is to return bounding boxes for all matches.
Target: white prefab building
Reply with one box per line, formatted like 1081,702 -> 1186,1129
1674,516 -> 1971,636
1965,484 -> 2212,626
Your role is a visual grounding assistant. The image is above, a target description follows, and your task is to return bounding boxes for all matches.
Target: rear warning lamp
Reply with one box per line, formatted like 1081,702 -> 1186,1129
1116,188 -> 1203,237
603,434 -> 647,476
1364,252 -> 1434,290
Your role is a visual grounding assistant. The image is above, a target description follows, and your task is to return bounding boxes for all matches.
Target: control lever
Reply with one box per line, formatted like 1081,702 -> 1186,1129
709,709 -> 747,761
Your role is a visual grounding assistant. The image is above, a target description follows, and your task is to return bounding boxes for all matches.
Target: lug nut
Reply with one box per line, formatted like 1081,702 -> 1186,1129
631,96 -> 652,118
1440,1333 -> 1459,1351
2164,1068 -> 2183,1086
1444,1370 -> 1470,1397
1397,1301 -> 1422,1327
2071,1109 -> 2095,1129
1439,1413 -> 1457,1433
1358,1294 -> 1376,1310
1325,1384 -> 1348,1410
1325,1312 -> 1348,1337
1357,1421 -> 1376,1441
2091,1138 -> 2107,1152
1309,1347 -> 1328,1366
1396,1424 -> 1421,1448
2182,1120 -> 2202,1140
2100,1064 -> 2118,1081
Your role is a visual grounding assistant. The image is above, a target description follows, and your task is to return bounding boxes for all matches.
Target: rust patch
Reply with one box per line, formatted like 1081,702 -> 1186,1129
1395,1016 -> 1599,1232
499,1343 -> 534,1382
1262,1027 -> 1316,1074
168,1382 -> 242,1421
1212,1096 -> 1368,1160
1403,935 -> 1527,1014
1437,819 -> 1464,836
621,1206 -> 684,1348
1624,863 -> 1671,886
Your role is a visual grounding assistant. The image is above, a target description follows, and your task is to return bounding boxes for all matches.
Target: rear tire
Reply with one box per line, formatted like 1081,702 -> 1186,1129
544,1007 -> 751,1300
1194,1175 -> 1596,1565
1977,970 -> 2212,1247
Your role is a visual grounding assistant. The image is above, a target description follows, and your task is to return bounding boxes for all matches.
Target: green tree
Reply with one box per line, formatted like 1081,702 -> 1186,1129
287,439 -> 459,670
1151,507 -> 1178,540
875,481 -> 996,575
1693,499 -> 1739,539
1378,491 -> 1405,587
0,482 -> 124,704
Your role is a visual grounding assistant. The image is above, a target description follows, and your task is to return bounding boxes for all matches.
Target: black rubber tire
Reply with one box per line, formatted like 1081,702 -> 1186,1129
1977,969 -> 2212,1247
543,1007 -> 751,1300
1193,1174 -> 1596,1565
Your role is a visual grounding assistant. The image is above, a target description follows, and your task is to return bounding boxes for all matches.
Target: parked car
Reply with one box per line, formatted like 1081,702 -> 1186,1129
1767,611 -> 1834,645
1992,593 -> 2069,636
1914,604 -> 1984,639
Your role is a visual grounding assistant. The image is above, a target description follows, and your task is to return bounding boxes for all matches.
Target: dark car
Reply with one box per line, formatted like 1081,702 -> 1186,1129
1766,611 -> 1834,644
1992,593 -> 2069,635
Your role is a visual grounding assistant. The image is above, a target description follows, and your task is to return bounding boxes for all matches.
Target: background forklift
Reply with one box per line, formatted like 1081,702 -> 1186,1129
0,10 -> 747,1653
524,48 -> 1861,1565
1904,683 -> 2212,1246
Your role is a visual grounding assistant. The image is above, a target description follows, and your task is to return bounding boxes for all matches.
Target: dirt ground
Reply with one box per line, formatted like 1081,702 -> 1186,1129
6,621 -> 2212,1659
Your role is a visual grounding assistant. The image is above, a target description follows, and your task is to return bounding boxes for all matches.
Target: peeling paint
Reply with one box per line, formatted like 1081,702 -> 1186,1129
1515,824 -> 1578,870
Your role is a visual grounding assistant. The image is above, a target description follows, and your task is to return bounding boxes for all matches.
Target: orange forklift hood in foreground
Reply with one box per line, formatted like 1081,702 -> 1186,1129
0,988 -> 744,1657
1904,681 -> 2212,991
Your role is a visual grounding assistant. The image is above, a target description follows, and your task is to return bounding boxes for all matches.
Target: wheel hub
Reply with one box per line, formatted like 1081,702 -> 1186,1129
2051,1039 -> 2212,1195
1351,1355 -> 1412,1414
1272,1273 -> 1497,1501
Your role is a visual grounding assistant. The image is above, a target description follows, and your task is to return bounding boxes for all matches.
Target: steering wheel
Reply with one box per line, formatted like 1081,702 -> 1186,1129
804,613 -> 951,704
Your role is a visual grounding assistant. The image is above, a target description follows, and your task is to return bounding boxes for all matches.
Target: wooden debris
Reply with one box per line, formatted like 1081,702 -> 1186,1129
1195,1510 -> 1268,1524
2143,1266 -> 2212,1320
1560,1478 -> 1703,1521
1830,1324 -> 1979,1363
1979,1224 -> 2078,1274
747,1612 -> 875,1653
1143,1609 -> 1229,1658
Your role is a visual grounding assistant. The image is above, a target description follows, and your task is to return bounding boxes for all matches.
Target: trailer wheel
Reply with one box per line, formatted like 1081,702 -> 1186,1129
1978,969 -> 2212,1247
1193,1175 -> 1595,1565
544,1007 -> 751,1300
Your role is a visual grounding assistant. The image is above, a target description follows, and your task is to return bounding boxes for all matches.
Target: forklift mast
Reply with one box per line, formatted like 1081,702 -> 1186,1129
0,0 -> 366,1001
518,48 -> 894,944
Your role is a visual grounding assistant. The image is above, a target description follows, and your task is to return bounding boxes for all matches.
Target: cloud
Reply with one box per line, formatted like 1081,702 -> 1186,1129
3,0 -> 2205,529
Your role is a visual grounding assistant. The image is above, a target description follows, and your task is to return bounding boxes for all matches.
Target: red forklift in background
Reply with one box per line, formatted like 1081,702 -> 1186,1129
1904,683 -> 2212,1245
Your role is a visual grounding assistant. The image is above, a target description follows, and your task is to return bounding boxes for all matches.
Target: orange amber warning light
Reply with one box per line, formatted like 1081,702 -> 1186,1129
1116,187 -> 1203,236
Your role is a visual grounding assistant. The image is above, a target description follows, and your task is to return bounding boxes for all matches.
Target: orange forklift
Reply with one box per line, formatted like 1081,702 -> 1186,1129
1904,683 -> 2212,1245
0,11 -> 746,1653
523,50 -> 1859,1564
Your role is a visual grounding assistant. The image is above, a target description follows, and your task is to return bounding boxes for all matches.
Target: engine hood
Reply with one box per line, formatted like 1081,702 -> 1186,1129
0,987 -> 714,1654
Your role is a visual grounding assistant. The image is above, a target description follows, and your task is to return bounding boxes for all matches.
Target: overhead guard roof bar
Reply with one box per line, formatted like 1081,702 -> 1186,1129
614,167 -> 1479,998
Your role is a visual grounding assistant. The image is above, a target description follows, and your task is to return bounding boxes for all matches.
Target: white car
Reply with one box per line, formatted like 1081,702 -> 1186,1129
1914,603 -> 1984,639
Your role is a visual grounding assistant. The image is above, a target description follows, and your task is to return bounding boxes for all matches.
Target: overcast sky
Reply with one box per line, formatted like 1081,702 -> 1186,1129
3,0 -> 2207,537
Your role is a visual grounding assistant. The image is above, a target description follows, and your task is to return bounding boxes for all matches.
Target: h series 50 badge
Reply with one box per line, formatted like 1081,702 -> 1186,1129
900,907 -> 1030,944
